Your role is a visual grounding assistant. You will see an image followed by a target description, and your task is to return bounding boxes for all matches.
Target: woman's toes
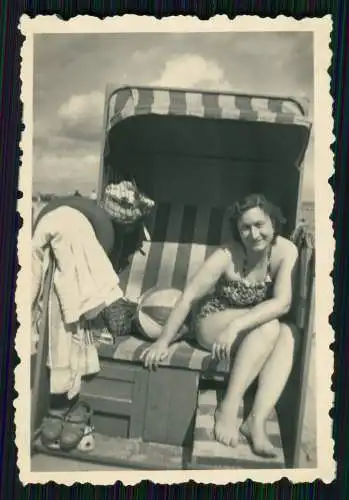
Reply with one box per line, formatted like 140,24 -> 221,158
253,437 -> 277,458
214,407 -> 238,448
240,416 -> 277,458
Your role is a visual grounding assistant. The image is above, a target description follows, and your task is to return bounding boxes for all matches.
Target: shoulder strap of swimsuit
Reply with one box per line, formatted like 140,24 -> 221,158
266,245 -> 273,277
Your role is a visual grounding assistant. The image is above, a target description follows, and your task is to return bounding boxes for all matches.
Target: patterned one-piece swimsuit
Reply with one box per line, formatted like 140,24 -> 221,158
195,246 -> 274,321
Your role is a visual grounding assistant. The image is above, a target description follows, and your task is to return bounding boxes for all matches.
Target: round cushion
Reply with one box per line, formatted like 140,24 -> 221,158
136,287 -> 189,340
34,196 -> 115,256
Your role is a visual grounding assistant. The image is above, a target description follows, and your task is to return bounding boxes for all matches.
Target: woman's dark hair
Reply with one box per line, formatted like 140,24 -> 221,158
227,193 -> 286,244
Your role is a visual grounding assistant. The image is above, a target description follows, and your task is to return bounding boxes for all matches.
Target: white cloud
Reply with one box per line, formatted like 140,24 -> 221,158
58,91 -> 104,123
33,91 -> 105,192
57,91 -> 105,141
151,54 -> 233,91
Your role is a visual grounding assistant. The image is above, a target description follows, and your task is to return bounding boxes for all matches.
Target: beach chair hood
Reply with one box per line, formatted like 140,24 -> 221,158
100,86 -> 312,236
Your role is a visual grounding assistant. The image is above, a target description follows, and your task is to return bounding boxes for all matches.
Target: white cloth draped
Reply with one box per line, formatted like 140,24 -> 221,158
31,206 -> 124,397
32,206 -> 123,325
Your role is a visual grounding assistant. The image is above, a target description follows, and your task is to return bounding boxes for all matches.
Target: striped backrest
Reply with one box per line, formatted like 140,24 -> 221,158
119,203 -> 231,302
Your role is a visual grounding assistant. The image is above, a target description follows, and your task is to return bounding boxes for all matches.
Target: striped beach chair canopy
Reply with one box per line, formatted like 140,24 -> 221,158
101,86 -> 312,233
106,86 -> 311,130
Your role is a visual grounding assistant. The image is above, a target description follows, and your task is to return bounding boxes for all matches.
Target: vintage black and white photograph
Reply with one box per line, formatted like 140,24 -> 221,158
17,16 -> 334,484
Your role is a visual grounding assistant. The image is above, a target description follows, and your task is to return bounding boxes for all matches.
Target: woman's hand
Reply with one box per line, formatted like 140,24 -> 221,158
140,339 -> 170,370
211,326 -> 239,361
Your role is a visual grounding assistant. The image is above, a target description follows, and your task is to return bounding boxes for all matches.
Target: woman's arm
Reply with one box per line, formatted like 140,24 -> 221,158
141,247 -> 231,369
153,247 -> 231,346
231,242 -> 299,335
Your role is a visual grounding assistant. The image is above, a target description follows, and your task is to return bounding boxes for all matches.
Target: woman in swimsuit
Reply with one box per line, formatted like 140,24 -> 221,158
141,193 -> 299,457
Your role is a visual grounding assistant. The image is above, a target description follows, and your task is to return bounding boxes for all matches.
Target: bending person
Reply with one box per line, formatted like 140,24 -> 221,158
32,187 -> 155,451
141,194 -> 299,457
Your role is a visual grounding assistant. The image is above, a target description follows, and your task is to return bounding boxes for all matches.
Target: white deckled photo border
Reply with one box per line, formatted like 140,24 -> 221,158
16,14 -> 335,486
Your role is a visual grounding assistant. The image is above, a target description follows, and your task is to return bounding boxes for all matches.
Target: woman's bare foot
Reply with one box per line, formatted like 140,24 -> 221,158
240,415 -> 277,458
213,406 -> 239,447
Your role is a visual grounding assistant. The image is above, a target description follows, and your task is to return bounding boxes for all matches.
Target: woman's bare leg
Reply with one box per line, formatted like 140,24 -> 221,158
196,312 -> 281,448
241,322 -> 300,456
212,319 -> 281,448
195,308 -> 250,351
197,312 -> 299,455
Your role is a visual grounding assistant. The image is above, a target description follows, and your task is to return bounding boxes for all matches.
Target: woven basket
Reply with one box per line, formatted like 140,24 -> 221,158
101,297 -> 138,337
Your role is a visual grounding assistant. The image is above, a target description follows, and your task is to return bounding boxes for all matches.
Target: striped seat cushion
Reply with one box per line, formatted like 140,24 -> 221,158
105,335 -> 231,374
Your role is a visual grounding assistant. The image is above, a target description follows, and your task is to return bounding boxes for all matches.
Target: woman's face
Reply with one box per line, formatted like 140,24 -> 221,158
237,206 -> 274,251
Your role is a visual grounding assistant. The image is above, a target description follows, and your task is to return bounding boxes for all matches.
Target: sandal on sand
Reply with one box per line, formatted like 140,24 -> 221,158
59,401 -> 93,451
40,408 -> 70,448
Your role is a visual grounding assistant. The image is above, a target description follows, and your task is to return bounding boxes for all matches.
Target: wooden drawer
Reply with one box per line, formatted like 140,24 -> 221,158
80,360 -> 148,439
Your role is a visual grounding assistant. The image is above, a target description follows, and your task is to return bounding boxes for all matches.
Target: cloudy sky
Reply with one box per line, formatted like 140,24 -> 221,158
33,31 -> 314,200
